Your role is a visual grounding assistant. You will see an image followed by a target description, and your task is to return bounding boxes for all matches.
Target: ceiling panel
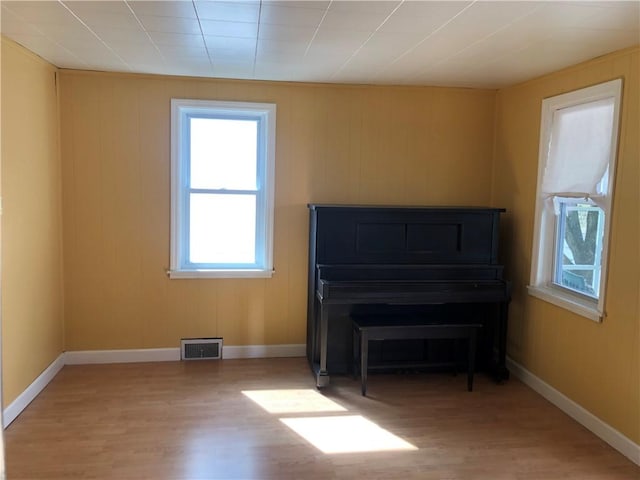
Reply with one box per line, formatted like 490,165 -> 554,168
199,19 -> 258,37
89,27 -> 151,43
129,1 -> 198,19
194,1 -> 260,22
571,2 -> 640,31
148,31 -> 205,47
69,11 -> 142,31
1,8 -> 42,36
63,1 -> 132,16
0,0 -> 637,89
328,1 -> 400,14
320,8 -> 392,31
3,1 -> 76,25
260,4 -> 327,27
138,15 -> 202,35
263,1 -> 328,9
378,2 -> 471,34
258,23 -> 315,42
258,45 -> 314,68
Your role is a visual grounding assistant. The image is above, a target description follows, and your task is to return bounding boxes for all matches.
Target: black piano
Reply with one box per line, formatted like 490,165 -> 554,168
307,204 -> 511,388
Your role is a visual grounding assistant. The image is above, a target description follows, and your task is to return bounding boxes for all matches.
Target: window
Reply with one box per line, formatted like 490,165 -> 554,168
170,99 -> 276,278
528,79 -> 622,321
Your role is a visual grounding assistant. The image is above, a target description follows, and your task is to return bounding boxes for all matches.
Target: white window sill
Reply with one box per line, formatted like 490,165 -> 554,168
168,269 -> 274,279
527,285 -> 602,322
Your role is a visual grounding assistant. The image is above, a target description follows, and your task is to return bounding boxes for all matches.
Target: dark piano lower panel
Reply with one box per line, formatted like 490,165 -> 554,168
315,302 -> 506,377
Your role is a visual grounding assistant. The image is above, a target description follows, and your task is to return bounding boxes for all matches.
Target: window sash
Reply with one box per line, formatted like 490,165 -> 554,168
552,202 -> 604,300
187,114 -> 260,191
183,113 -> 264,270
170,99 -> 276,278
528,79 -> 622,322
184,191 -> 260,269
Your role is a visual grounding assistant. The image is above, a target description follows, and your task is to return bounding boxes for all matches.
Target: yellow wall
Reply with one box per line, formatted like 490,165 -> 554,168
58,71 -> 496,351
7,34 -> 637,447
1,38 -> 64,406
493,47 -> 639,443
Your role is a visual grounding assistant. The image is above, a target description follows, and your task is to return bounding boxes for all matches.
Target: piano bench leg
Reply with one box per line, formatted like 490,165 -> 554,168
360,330 -> 368,396
467,328 -> 478,392
352,327 -> 359,380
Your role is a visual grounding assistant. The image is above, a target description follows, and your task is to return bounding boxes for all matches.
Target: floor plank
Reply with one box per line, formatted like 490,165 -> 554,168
5,358 -> 638,479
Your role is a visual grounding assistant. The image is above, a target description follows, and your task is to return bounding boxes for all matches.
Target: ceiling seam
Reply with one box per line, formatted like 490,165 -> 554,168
330,0 -> 405,81
371,0 -> 478,83
252,1 -> 264,78
1,4 -> 88,69
123,0 -> 168,69
192,0 -> 215,75
57,0 -> 133,72
406,2 -> 544,84
303,0 -> 333,58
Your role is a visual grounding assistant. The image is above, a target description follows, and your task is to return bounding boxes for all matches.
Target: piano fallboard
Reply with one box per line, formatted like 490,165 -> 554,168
317,264 -> 504,282
317,279 -> 509,304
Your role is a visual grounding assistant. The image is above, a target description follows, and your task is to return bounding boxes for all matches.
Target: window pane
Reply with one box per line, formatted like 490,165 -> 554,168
190,117 -> 258,190
189,193 -> 256,265
555,203 -> 604,298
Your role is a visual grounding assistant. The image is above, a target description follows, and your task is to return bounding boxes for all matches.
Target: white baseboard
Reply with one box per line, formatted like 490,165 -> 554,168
65,348 -> 181,364
64,343 -> 306,363
507,357 -> 640,466
223,343 -> 306,359
3,353 -> 65,427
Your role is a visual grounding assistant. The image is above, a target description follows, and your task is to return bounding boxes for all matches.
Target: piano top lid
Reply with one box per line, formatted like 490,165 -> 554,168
308,204 -> 506,213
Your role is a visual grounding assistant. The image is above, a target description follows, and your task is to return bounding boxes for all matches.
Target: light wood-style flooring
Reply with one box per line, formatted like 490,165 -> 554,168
5,358 -> 638,479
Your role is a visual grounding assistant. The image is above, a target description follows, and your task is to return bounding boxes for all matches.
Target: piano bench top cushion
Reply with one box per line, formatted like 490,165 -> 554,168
352,317 -> 482,343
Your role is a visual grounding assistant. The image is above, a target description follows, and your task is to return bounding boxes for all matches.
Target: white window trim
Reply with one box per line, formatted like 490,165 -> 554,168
528,79 -> 622,322
169,99 -> 276,279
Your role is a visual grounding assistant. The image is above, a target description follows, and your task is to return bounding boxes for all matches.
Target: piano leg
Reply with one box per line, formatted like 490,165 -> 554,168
467,328 -> 477,392
316,305 -> 330,388
496,301 -> 510,381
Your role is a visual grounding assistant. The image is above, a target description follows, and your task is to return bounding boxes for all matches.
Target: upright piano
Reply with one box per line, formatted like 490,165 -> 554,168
307,204 -> 511,388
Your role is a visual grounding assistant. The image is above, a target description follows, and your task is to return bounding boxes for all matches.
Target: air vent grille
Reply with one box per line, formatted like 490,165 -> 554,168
181,338 -> 223,360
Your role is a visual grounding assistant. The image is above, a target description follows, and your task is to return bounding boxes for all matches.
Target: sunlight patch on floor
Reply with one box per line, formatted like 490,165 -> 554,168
241,389 -> 347,414
280,415 -> 418,454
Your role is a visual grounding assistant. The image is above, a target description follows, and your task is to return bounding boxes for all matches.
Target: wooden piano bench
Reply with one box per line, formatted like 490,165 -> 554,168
352,317 -> 482,396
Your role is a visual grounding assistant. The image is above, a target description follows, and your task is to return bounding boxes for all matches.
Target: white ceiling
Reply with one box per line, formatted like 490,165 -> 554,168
1,0 -> 639,88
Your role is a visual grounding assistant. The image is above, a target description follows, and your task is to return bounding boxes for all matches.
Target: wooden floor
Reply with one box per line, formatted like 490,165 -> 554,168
5,358 -> 638,480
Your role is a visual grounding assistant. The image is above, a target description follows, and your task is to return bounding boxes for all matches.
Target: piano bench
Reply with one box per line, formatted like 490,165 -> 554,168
352,318 -> 482,396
